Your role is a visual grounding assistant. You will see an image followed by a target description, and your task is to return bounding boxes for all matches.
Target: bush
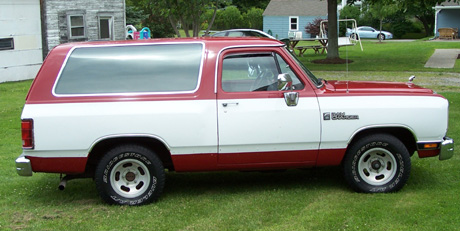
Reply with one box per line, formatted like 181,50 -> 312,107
221,6 -> 245,29
143,14 -> 175,38
210,6 -> 264,31
243,7 -> 264,30
305,17 -> 327,37
387,13 -> 424,39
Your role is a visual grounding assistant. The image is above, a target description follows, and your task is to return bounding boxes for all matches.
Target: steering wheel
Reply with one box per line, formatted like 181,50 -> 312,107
250,68 -> 275,91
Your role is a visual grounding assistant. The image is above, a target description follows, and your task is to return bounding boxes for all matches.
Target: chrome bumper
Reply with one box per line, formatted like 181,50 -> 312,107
439,137 -> 454,160
16,156 -> 33,176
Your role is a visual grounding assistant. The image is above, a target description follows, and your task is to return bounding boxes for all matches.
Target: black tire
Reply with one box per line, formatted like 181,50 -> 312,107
95,144 -> 165,205
343,134 -> 411,193
377,33 -> 385,40
350,33 -> 359,40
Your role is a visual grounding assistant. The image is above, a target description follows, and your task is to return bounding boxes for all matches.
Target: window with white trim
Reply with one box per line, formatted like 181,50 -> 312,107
54,43 -> 204,95
67,14 -> 86,39
98,15 -> 114,40
289,16 -> 299,31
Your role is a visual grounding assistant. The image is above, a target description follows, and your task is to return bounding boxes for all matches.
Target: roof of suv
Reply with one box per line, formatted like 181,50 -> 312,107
55,37 -> 284,51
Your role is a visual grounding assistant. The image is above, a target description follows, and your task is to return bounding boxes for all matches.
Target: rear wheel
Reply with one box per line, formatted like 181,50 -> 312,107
95,144 -> 165,205
350,33 -> 359,40
343,134 -> 411,193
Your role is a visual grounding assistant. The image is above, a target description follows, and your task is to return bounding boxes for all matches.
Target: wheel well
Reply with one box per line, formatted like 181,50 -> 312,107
85,137 -> 174,176
348,127 -> 417,156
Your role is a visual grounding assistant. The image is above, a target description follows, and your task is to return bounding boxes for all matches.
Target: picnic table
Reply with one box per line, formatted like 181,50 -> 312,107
288,38 -> 328,56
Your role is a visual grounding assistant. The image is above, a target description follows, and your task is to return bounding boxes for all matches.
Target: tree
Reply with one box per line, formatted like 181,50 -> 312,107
220,6 -> 244,29
125,5 -> 148,28
126,0 -> 175,38
365,0 -> 398,42
326,0 -> 340,61
243,7 -> 264,29
339,5 -> 361,24
232,0 -> 270,12
362,0 -> 458,37
161,0 -> 203,37
132,0 -> 227,37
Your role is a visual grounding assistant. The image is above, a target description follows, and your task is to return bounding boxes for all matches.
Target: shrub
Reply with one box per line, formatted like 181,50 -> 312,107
305,17 -> 327,37
243,7 -> 264,30
221,6 -> 245,29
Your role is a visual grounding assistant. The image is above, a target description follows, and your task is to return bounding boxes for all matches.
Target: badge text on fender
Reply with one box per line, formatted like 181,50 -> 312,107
323,112 -> 359,120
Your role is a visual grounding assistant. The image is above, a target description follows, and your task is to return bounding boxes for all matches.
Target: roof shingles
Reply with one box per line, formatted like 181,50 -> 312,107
263,0 -> 327,16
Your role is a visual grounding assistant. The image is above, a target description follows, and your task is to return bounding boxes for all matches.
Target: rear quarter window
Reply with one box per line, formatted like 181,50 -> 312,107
54,43 -> 203,95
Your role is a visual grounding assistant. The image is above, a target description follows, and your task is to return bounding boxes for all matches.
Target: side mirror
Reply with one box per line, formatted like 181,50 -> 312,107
277,73 -> 298,106
277,73 -> 293,91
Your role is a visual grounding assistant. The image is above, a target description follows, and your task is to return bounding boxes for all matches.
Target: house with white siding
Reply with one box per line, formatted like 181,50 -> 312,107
263,0 -> 327,39
0,0 -> 126,83
0,0 -> 42,83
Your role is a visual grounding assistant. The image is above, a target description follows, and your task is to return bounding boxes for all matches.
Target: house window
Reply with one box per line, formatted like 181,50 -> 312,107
0,38 -> 14,50
289,16 -> 299,31
67,14 -> 86,38
98,16 -> 114,40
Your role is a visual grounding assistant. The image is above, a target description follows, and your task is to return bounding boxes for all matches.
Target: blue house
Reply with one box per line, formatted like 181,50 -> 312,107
263,0 -> 327,39
434,1 -> 460,37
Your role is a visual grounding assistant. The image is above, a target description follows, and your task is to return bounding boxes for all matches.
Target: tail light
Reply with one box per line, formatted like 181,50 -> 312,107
21,119 -> 34,149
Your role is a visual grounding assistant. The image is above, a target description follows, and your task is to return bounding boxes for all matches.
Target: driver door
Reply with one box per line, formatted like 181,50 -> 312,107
217,50 -> 321,166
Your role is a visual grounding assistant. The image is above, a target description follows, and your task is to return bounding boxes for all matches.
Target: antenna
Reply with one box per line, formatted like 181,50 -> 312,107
345,18 -> 349,79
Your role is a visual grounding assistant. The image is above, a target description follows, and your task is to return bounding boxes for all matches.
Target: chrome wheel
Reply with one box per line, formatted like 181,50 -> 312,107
357,148 -> 397,186
95,144 -> 166,205
110,159 -> 151,198
343,134 -> 411,193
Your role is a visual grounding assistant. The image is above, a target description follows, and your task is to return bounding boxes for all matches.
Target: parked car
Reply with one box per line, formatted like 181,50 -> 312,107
16,37 -> 453,205
210,29 -> 276,39
346,26 -> 393,40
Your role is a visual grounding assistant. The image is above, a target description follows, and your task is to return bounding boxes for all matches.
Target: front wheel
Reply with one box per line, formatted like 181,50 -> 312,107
95,145 -> 165,205
343,134 -> 411,193
377,33 -> 386,40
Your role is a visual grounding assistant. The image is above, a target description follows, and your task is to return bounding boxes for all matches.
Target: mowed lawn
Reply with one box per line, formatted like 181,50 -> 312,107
1,40 -> 459,230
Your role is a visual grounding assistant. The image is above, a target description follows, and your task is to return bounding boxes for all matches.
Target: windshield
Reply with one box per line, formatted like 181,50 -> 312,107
284,47 -> 323,88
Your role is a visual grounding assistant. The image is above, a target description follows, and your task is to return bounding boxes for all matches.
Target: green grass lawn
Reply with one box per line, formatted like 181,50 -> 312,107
298,39 -> 460,72
1,40 -> 460,230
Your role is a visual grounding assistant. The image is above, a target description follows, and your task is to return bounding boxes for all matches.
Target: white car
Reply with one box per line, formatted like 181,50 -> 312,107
346,26 -> 393,40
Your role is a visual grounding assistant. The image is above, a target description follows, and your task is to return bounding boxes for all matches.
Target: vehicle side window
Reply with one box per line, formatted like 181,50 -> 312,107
54,43 -> 203,95
227,31 -> 245,37
247,31 -> 263,37
221,53 -> 304,92
275,54 -> 304,90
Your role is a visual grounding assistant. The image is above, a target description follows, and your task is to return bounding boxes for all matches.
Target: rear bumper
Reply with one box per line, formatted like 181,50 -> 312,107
15,156 -> 33,176
439,137 -> 454,160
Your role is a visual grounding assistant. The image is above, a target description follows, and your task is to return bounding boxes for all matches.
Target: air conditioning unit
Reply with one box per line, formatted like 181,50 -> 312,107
294,31 -> 302,39
288,31 -> 303,39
